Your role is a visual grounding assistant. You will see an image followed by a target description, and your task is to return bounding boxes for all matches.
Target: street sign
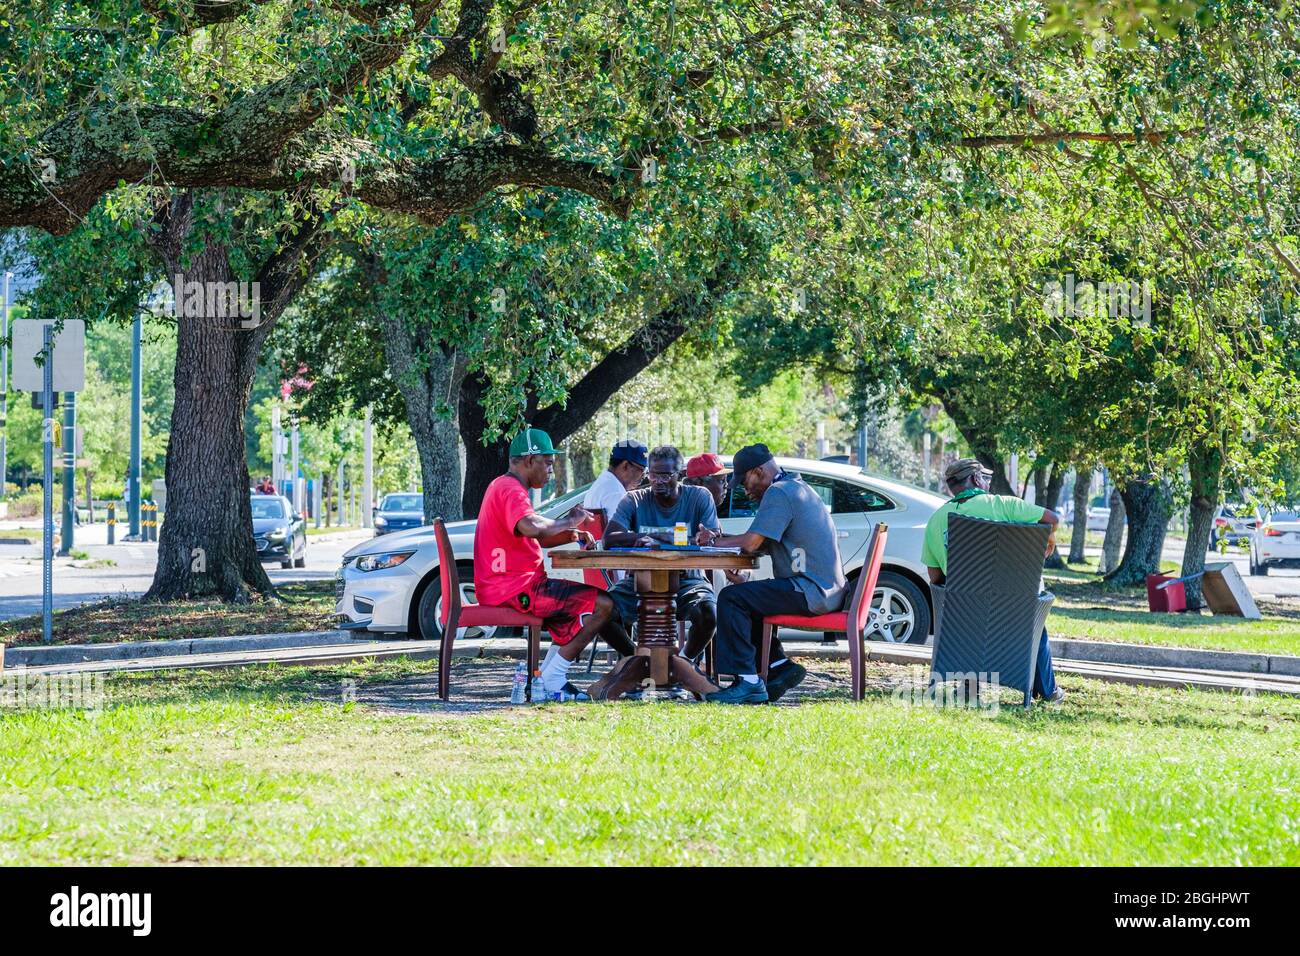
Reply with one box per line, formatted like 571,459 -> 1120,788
12,319 -> 85,392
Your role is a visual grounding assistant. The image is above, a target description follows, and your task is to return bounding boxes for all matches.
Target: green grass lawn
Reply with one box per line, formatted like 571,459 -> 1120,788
2,658 -> 1297,865
306,524 -> 362,536
0,581 -> 337,647
1045,565 -> 1300,657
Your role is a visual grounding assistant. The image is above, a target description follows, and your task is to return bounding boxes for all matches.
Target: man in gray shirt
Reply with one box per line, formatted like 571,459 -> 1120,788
603,445 -> 721,659
700,444 -> 848,704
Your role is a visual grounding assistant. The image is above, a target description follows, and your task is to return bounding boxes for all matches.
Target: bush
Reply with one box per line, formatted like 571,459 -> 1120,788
8,489 -> 45,520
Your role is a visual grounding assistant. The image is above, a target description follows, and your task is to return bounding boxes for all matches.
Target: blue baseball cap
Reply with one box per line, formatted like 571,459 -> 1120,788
610,439 -> 648,468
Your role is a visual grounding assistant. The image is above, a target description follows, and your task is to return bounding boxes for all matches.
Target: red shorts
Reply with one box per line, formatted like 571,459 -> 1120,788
506,577 -> 599,645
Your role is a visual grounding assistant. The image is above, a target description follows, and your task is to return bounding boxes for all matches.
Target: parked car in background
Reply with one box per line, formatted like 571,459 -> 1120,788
1249,509 -> 1300,575
1212,503 -> 1258,546
336,457 -> 946,646
1086,506 -> 1111,531
250,494 -> 307,569
373,493 -> 426,536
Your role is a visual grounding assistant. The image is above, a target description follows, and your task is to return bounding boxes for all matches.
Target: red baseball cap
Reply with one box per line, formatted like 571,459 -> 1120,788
686,453 -> 727,479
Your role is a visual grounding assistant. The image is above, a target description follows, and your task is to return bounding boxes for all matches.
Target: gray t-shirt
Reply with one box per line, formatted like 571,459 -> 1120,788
608,486 -> 720,582
748,471 -> 848,614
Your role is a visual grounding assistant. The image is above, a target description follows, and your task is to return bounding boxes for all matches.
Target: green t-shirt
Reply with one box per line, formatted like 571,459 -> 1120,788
921,490 -> 1046,575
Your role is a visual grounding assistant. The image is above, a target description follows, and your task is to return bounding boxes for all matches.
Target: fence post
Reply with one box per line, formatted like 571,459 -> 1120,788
107,501 -> 116,545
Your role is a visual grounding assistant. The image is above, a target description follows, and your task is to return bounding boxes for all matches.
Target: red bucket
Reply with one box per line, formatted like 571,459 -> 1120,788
1146,573 -> 1187,613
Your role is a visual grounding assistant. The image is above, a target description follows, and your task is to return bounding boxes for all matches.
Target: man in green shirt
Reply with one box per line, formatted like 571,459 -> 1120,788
922,458 -> 1064,703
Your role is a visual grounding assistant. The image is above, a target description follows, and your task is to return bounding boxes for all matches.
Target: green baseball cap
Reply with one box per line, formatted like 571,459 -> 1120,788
508,427 -> 562,457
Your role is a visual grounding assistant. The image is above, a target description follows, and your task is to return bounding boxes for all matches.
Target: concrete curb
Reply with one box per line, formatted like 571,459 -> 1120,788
1048,637 -> 1300,677
11,637 -> 1300,697
2,629 -> 353,667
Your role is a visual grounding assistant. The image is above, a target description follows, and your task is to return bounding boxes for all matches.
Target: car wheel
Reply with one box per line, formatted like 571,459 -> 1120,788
280,558 -> 292,569
1258,559 -> 1270,576
863,570 -> 931,644
294,552 -> 306,569
416,564 -> 498,642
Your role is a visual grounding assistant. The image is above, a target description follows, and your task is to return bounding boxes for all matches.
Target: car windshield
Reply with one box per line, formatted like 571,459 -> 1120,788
251,498 -> 285,519
382,495 -> 423,512
1269,511 -> 1300,522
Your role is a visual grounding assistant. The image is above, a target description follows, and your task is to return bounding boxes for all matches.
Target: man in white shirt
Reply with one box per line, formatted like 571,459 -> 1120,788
582,439 -> 648,522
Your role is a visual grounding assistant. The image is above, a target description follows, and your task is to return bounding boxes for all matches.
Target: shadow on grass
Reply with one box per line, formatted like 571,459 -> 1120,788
0,580 -> 337,647
80,656 -> 1300,741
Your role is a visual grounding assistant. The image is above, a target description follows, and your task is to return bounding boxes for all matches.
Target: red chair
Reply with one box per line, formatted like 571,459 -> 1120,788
434,518 -> 543,702
760,523 -> 888,701
575,509 -> 611,591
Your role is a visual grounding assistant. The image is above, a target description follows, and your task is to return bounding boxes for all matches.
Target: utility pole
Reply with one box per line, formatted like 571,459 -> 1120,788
128,311 -> 142,540
58,390 -> 75,554
336,458 -> 345,528
290,415 -> 300,512
271,404 -> 284,492
1,271 -> 10,512
41,325 -> 53,643
362,408 -> 374,528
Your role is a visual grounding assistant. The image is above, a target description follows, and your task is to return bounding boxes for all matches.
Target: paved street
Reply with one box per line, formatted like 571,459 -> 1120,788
0,522 -> 370,622
2,521 -> 1297,625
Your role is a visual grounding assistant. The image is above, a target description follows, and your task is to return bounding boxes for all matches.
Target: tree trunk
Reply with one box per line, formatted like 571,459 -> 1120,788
1104,475 -> 1171,586
1068,464 -> 1092,564
145,252 -> 270,601
142,191 -> 328,601
1181,441 -> 1222,609
371,261 -> 467,523
1098,486 -> 1125,574
1040,460 -> 1067,570
569,432 -> 597,486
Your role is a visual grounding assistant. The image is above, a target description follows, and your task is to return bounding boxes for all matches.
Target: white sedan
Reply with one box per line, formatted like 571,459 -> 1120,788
335,457 -> 945,645
1250,509 -> 1300,575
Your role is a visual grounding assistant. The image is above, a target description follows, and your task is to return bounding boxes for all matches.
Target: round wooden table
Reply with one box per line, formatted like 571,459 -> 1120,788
549,548 -> 759,701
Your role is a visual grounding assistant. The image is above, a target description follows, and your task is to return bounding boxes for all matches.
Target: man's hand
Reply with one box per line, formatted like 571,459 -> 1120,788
695,527 -> 720,546
635,535 -> 656,548
724,569 -> 751,584
564,505 -> 594,529
1045,532 -> 1057,559
575,530 -> 596,549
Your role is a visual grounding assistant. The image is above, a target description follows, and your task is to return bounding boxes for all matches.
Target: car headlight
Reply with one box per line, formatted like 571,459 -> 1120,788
355,550 -> 416,572
267,526 -> 288,540
374,515 -> 388,527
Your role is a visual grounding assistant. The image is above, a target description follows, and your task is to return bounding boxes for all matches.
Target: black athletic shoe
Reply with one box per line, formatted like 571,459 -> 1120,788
765,661 -> 808,702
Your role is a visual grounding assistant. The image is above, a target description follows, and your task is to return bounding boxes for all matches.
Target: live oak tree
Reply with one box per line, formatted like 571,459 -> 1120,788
3,0 -> 847,599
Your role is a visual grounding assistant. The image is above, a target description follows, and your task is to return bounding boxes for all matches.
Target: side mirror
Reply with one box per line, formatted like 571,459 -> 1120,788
293,512 -> 304,522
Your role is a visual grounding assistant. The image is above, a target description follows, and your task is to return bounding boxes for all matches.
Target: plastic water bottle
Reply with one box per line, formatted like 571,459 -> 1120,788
674,521 -> 688,547
510,662 -> 528,704
530,669 -> 547,703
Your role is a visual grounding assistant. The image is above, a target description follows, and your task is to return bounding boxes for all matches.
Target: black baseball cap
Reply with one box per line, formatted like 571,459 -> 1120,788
730,443 -> 774,486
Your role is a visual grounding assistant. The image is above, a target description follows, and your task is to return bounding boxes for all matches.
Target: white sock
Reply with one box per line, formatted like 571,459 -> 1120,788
541,653 -> 572,693
740,674 -> 760,684
542,644 -> 560,668
770,658 -> 788,669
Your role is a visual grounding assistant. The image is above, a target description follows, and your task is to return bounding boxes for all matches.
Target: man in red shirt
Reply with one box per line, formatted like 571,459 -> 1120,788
474,427 -> 614,700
